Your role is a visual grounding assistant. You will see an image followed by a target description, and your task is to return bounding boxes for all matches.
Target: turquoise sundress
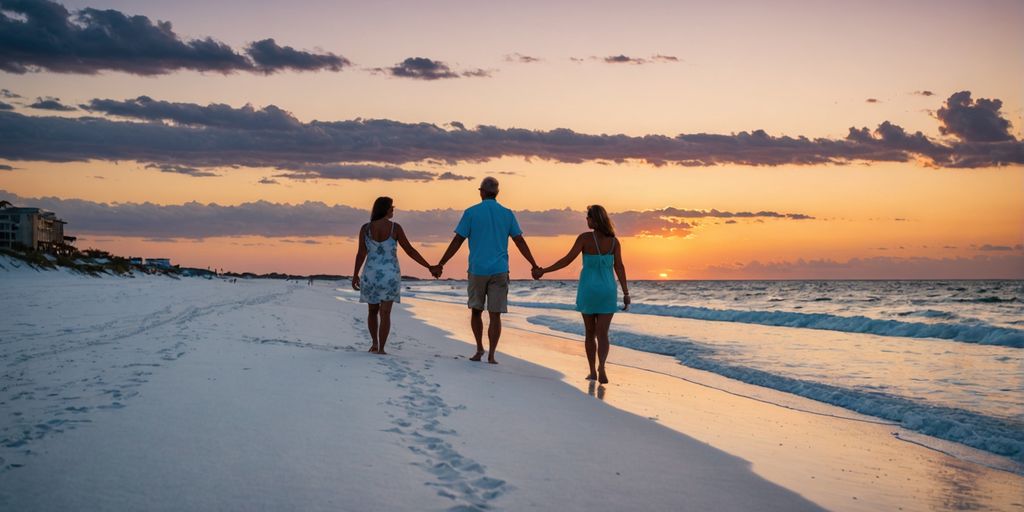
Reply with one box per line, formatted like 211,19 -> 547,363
576,232 -> 618,314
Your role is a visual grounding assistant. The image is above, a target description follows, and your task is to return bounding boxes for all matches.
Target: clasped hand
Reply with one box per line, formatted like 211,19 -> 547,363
531,266 -> 544,280
429,264 -> 443,279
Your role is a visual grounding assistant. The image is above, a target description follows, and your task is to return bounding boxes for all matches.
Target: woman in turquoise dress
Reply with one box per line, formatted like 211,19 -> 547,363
533,205 -> 630,383
352,197 -> 437,354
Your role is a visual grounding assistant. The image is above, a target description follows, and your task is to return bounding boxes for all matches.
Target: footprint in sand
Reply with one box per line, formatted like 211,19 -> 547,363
376,357 -> 511,510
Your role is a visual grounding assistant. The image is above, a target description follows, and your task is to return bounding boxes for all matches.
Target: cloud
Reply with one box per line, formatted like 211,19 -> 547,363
0,101 -> 12,110
978,244 -> 1014,251
0,89 -> 20,98
702,255 -> 1024,279
377,57 -> 489,80
1,190 -> 814,240
604,54 -> 647,64
936,90 -> 1014,142
0,164 -> 13,170
1,91 -> 1020,169
82,96 -> 302,130
504,53 -> 540,63
257,177 -> 279,185
436,171 -> 473,181
28,96 -> 76,111
865,98 -> 880,103
0,0 -> 348,75
273,163 -> 437,181
913,90 -> 935,97
246,39 -> 350,73
144,163 -> 218,177
602,54 -> 679,65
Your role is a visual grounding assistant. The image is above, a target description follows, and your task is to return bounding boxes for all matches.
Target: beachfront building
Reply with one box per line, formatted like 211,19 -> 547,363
0,205 -> 68,251
146,258 -> 172,269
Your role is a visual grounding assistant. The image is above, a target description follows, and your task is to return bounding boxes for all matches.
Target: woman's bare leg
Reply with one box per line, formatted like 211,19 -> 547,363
582,314 -> 597,380
378,301 -> 393,354
595,313 -> 614,384
367,304 -> 380,352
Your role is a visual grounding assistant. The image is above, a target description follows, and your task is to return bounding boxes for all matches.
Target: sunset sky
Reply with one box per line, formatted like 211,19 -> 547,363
1,0 -> 1022,279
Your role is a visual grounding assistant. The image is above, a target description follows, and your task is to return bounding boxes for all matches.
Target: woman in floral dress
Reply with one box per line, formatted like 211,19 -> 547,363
351,197 -> 437,354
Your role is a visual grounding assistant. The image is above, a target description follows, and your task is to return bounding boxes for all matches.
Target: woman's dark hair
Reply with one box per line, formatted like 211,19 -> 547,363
370,196 -> 394,221
587,204 -> 616,237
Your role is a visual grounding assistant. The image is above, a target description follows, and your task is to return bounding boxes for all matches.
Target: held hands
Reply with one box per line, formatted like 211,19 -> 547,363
351,275 -> 360,291
429,264 -> 443,279
531,266 -> 545,280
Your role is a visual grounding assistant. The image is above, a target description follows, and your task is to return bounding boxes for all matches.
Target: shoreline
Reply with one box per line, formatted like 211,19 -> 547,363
405,295 -> 1024,511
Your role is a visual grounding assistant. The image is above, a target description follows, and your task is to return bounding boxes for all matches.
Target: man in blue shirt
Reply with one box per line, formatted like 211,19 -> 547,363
436,177 -> 540,363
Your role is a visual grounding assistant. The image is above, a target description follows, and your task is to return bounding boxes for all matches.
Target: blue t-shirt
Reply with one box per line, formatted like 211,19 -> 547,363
454,199 -> 523,276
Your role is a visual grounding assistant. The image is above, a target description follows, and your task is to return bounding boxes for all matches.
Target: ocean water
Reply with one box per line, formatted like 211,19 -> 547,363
407,280 -> 1024,468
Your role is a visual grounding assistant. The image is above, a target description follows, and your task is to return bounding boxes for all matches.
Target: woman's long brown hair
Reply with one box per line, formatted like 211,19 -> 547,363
587,204 -> 616,237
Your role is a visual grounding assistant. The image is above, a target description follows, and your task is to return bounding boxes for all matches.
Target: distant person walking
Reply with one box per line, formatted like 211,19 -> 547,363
352,197 -> 439,354
533,205 -> 630,383
435,177 -> 540,364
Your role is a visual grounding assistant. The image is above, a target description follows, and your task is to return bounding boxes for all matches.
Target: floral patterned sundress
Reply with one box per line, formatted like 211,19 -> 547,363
359,222 -> 401,304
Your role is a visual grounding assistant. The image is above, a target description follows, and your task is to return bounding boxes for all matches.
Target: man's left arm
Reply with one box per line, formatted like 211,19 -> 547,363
512,235 -> 539,271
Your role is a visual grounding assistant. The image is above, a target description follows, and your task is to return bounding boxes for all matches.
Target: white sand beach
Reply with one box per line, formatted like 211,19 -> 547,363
2,262 -> 1021,511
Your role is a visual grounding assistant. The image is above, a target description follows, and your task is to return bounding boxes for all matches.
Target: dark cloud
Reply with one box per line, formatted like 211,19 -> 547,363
0,163 -> 13,170
0,0 -> 348,75
602,54 -> 678,65
0,101 -> 12,110
246,39 -> 350,73
936,91 -> 1014,142
436,171 -> 473,181
28,96 -> 75,111
257,177 -> 279,185
569,57 -> 585,63
604,54 -> 646,64
504,53 -> 541,63
913,90 -> 935,97
1,91 -> 1020,169
377,57 -> 489,80
0,89 -> 20,98
865,98 -> 880,103
273,163 -> 436,182
1,190 -> 814,240
82,96 -> 302,130
144,163 -> 218,177
979,244 -> 1013,251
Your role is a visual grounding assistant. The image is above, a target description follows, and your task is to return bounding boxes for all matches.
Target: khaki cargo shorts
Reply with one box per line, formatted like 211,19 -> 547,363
467,272 -> 510,313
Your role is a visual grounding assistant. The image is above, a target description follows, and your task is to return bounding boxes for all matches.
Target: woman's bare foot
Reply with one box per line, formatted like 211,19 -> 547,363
369,345 -> 378,353
598,368 -> 609,384
469,350 -> 485,362
378,348 -> 388,355
586,372 -> 597,381
487,357 -> 498,365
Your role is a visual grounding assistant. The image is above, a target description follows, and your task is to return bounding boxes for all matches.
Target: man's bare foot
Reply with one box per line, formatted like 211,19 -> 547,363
378,348 -> 388,355
598,368 -> 609,384
487,357 -> 498,364
586,372 -> 597,381
469,350 -> 485,362
369,345 -> 378,353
